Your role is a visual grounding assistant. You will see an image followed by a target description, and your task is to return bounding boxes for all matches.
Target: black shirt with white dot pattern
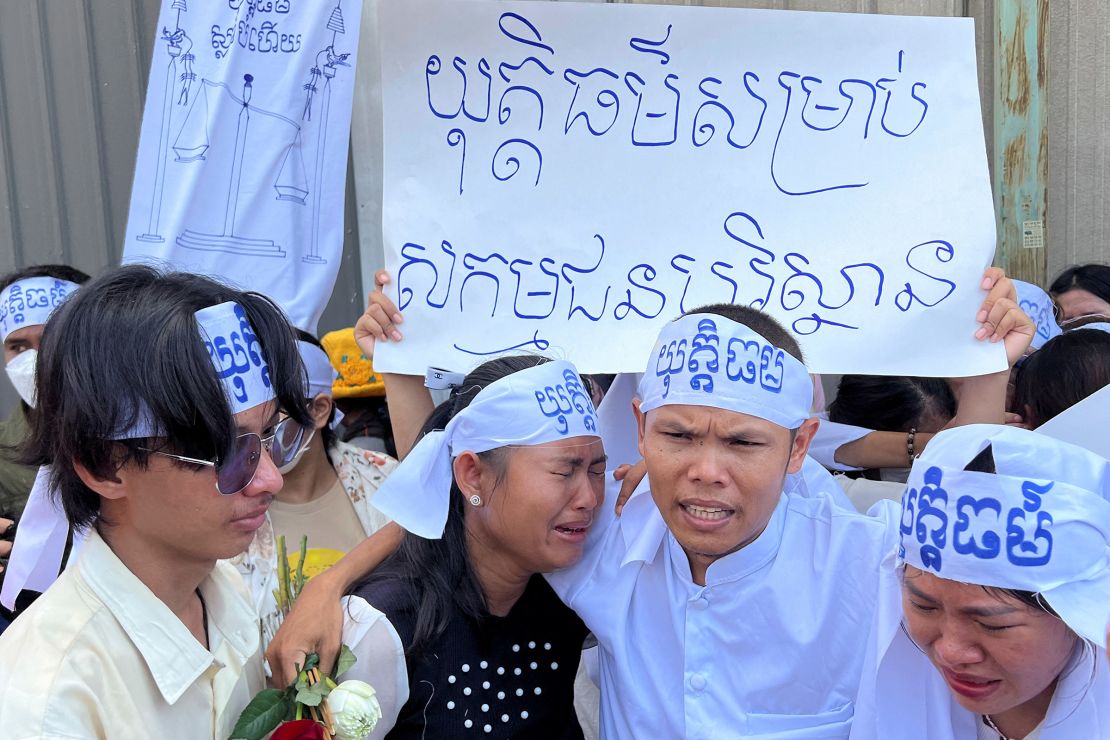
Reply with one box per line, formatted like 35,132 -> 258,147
357,573 -> 588,739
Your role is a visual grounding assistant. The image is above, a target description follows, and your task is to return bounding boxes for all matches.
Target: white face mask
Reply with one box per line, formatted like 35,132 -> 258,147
5,348 -> 37,407
277,426 -> 316,475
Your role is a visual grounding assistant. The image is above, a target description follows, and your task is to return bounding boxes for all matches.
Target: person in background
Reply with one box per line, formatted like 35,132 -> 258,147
231,331 -> 398,649
0,264 -> 88,629
1049,263 -> 1110,323
322,327 -> 397,456
1009,327 -> 1110,430
0,265 -> 312,739
816,375 -> 957,511
1013,279 -> 1063,351
851,425 -> 1110,739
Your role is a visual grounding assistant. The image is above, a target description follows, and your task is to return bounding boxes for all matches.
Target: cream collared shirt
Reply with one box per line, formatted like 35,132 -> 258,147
0,528 -> 264,739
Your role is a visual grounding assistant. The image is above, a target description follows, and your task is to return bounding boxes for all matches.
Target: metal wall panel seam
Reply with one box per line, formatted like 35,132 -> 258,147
34,0 -> 73,263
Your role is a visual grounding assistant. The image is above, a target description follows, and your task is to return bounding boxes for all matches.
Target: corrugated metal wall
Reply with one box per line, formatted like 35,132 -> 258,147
1048,0 -> 1110,278
0,0 -> 366,415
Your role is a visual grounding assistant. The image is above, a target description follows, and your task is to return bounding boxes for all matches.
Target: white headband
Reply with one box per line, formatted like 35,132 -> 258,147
372,360 -> 600,539
109,301 -> 277,440
899,424 -> 1110,647
1071,322 -> 1110,335
298,340 -> 336,398
1014,279 -> 1062,350
637,313 -> 812,429
194,301 -> 275,415
0,277 -> 80,342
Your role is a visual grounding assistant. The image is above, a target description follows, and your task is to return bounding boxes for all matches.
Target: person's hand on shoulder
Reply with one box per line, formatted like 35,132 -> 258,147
613,460 -> 647,516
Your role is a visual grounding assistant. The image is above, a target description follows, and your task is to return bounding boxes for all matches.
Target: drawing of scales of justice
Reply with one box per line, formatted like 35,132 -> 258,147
134,0 -> 350,264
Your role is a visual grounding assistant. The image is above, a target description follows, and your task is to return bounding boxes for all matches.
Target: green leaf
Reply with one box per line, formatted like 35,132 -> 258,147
229,688 -> 289,740
295,680 -> 329,707
302,652 -> 320,672
333,643 -> 357,679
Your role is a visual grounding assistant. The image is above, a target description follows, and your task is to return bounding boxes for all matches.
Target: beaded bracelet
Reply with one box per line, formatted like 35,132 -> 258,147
906,427 -> 917,465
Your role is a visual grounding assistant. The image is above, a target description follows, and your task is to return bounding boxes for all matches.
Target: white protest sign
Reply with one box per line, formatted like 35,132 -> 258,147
1037,384 -> 1110,460
123,0 -> 362,333
374,0 -> 1002,376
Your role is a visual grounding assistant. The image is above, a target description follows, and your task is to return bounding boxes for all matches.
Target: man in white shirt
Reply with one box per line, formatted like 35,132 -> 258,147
0,265 -> 314,739
547,305 -> 897,739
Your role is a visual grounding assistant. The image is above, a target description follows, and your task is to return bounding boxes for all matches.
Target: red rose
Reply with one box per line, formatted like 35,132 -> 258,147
270,719 -> 327,740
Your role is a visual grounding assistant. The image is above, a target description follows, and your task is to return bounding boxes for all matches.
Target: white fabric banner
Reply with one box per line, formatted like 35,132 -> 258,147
123,0 -> 363,333
375,0 -> 1002,376
1037,384 -> 1110,459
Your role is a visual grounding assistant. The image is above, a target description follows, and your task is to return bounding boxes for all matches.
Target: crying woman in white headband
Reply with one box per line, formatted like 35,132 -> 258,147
334,355 -> 607,738
852,424 -> 1110,740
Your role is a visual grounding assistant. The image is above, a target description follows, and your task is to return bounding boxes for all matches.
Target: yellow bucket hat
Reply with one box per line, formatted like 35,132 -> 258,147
320,327 -> 386,398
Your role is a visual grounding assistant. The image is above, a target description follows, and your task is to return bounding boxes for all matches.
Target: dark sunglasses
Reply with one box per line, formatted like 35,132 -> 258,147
142,416 -> 307,494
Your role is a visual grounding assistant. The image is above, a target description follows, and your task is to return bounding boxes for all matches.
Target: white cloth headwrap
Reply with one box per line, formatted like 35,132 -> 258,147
898,424 -> 1110,647
1014,279 -> 1063,350
637,313 -> 812,429
2,302 -> 278,607
1071,321 -> 1110,335
298,340 -> 336,398
0,277 -> 80,342
194,301 -> 275,415
372,360 -> 599,539
851,424 -> 1110,740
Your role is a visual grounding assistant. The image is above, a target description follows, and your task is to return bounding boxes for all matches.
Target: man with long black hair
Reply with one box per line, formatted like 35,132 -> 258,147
0,265 -> 312,739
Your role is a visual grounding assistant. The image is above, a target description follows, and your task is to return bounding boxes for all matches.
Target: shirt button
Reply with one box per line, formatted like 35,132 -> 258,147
690,596 -> 709,611
690,674 -> 707,691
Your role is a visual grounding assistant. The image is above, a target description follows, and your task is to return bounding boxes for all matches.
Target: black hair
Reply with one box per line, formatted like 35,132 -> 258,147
21,264 -> 312,531
962,445 -> 1061,616
828,375 -> 956,433
351,355 -> 552,659
1011,329 -> 1110,429
685,303 -> 804,363
0,264 -> 91,293
1049,263 -> 1110,305
293,329 -> 338,451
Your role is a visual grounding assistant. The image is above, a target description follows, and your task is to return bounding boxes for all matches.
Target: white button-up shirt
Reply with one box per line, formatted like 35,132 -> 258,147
547,483 -> 895,739
0,528 -> 265,739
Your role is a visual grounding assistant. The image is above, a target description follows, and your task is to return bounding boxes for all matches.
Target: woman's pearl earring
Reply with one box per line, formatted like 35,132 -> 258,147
469,494 -> 482,507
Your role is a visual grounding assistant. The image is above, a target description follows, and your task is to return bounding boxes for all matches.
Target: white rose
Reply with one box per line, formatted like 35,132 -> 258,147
327,679 -> 383,740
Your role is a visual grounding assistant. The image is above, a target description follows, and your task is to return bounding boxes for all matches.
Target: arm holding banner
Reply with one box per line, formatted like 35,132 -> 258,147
354,271 -> 435,459
944,267 -> 1033,427
833,268 -> 1031,467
